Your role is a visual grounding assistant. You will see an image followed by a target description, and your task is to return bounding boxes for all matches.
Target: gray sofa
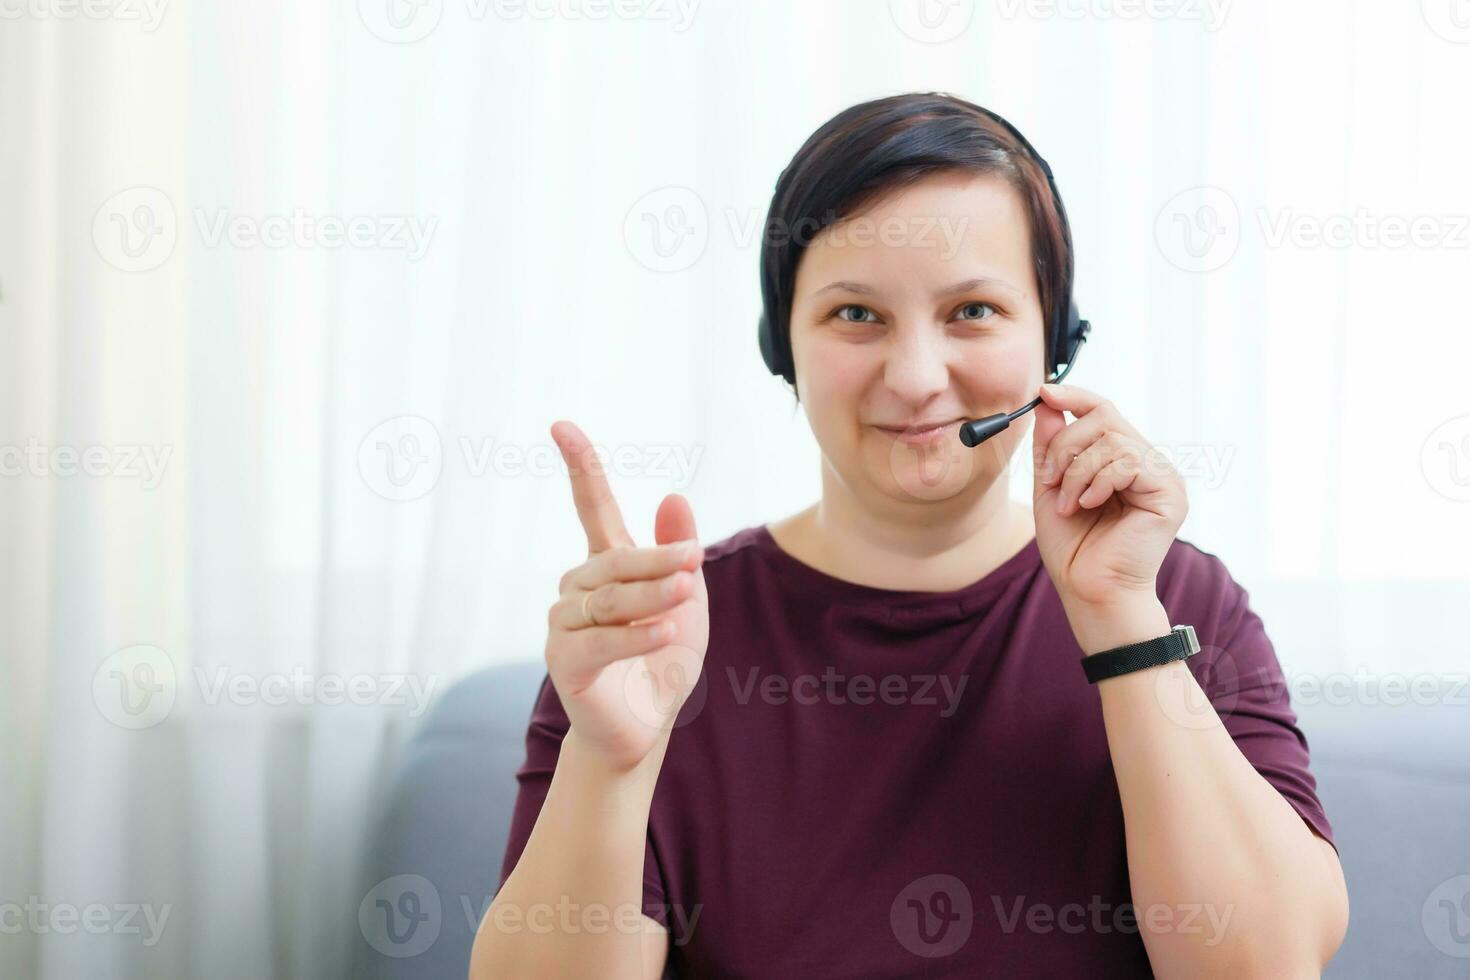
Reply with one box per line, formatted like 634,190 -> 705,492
351,661 -> 1470,978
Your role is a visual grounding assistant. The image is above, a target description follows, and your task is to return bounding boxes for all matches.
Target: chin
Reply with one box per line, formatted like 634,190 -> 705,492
868,441 -> 987,504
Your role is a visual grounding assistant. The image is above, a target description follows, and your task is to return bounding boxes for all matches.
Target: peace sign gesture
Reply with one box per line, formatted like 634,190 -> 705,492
543,421 -> 710,773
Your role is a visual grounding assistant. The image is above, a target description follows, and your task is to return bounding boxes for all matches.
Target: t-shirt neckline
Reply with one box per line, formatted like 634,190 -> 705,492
750,522 -> 1042,616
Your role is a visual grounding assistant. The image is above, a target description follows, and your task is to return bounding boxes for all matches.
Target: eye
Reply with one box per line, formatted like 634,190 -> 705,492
833,304 -> 880,324
954,301 -> 997,322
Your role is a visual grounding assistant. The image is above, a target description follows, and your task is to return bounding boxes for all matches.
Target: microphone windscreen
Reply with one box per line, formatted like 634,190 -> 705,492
958,413 -> 1011,448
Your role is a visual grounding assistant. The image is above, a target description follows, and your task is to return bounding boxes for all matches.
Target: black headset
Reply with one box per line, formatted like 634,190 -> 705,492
756,105 -> 1091,449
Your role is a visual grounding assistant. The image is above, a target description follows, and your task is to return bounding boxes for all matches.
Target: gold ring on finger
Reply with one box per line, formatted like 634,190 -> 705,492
580,590 -> 600,628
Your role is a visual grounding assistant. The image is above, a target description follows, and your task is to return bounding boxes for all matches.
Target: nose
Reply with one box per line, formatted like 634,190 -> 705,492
883,322 -> 951,405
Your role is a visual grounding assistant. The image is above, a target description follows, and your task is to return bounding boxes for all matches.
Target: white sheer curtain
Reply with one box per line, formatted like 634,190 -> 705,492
2,1 -> 1466,976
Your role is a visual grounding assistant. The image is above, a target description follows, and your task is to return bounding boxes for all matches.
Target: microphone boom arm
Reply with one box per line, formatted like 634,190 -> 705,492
958,325 -> 1090,449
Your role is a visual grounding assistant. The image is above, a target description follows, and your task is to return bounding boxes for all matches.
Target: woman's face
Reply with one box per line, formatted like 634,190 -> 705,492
788,170 -> 1047,506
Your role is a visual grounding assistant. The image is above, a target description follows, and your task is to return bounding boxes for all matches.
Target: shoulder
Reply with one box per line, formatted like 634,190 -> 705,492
1158,536 -> 1253,603
1156,539 -> 1284,693
697,524 -> 772,579
1157,537 -> 1261,645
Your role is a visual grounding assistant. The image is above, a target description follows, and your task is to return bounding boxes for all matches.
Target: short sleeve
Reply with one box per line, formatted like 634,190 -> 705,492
496,673 -> 672,926
1165,544 -> 1339,858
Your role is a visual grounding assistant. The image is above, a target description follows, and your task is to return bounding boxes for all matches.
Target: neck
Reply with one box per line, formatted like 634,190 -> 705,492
770,460 -> 1036,593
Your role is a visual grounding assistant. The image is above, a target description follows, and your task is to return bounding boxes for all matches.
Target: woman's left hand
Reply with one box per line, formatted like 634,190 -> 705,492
1031,382 -> 1188,628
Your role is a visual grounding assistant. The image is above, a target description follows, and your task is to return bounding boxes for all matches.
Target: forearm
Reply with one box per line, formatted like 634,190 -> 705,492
470,727 -> 670,980
1072,599 -> 1349,979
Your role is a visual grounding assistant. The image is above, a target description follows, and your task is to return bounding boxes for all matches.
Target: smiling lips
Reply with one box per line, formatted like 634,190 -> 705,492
874,418 -> 964,447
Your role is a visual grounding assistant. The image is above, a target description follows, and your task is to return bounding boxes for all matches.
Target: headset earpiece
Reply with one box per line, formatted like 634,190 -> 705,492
757,311 -> 786,380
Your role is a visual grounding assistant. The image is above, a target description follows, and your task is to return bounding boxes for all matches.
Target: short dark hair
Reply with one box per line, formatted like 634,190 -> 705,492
758,92 -> 1073,396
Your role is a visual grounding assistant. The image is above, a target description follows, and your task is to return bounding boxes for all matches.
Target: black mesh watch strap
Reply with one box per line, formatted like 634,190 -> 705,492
1081,624 -> 1200,684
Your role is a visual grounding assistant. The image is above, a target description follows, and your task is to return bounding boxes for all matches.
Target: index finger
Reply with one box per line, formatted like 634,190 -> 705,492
1036,383 -> 1143,439
1037,382 -> 1109,416
551,420 -> 634,554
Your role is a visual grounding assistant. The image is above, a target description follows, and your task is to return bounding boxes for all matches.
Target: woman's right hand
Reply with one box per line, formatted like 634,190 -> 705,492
544,420 -> 710,773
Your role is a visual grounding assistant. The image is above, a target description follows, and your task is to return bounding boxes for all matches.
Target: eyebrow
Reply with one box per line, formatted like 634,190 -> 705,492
813,277 -> 1022,298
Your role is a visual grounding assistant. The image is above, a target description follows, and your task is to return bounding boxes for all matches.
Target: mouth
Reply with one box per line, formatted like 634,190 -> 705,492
873,418 -> 964,447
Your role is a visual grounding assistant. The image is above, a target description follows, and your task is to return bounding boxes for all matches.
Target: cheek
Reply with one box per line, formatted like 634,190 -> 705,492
957,336 -> 1039,402
796,335 -> 871,407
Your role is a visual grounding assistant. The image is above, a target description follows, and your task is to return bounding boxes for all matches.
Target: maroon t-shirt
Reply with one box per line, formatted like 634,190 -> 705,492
499,524 -> 1336,978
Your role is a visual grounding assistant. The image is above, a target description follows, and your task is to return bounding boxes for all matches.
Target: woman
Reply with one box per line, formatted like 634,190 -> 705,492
472,92 -> 1349,978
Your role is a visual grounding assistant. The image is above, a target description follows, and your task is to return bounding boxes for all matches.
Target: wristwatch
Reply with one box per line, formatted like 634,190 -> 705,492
1081,624 -> 1200,684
